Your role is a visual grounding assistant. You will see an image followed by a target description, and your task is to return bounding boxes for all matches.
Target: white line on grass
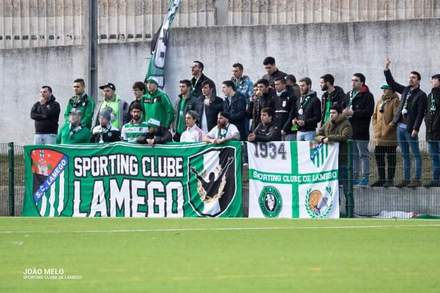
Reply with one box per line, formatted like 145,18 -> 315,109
1,224 -> 440,234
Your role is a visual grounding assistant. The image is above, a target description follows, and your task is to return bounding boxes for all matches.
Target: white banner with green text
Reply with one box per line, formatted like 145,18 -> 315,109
248,141 -> 339,218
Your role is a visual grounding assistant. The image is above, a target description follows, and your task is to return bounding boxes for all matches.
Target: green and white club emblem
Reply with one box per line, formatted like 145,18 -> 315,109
259,186 -> 282,217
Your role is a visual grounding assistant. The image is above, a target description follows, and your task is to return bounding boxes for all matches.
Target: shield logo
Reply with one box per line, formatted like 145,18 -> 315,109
309,142 -> 329,168
30,149 -> 68,211
188,147 -> 237,217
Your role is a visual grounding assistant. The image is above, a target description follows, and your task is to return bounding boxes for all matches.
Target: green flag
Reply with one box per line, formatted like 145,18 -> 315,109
145,0 -> 181,88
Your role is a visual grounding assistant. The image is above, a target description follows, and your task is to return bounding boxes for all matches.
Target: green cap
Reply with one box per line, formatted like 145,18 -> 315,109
380,84 -> 393,90
147,118 -> 161,128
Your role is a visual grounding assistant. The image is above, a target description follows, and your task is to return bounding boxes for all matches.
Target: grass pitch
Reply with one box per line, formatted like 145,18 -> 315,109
1,218 -> 439,292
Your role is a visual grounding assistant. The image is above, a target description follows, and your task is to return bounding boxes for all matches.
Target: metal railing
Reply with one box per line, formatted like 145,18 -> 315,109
346,140 -> 440,219
0,143 -> 24,216
1,140 -> 439,218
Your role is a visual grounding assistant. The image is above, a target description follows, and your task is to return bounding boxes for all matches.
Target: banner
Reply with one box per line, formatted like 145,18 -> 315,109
248,142 -> 339,218
23,142 -> 242,217
145,0 -> 181,88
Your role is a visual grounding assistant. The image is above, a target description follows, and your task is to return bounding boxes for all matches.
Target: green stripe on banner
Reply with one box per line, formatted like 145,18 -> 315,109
290,141 -> 299,218
248,169 -> 338,184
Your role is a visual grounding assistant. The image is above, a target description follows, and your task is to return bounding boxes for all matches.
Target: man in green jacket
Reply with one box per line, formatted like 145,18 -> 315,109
64,78 -> 95,128
57,109 -> 91,144
142,78 -> 174,129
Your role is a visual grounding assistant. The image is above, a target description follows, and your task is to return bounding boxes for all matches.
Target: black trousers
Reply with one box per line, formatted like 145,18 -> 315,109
374,145 -> 397,181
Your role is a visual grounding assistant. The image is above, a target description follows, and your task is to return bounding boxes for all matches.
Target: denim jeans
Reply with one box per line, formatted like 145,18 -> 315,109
397,126 -> 421,181
352,140 -> 370,180
34,134 -> 57,145
285,134 -> 297,141
428,141 -> 440,180
296,131 -> 315,141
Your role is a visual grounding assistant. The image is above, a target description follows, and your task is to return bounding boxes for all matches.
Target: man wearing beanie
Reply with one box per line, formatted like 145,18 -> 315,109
57,109 -> 91,144
142,78 -> 175,129
91,107 -> 121,143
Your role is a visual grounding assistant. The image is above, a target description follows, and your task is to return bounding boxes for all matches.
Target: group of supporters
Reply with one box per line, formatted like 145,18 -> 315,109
30,57 -> 440,188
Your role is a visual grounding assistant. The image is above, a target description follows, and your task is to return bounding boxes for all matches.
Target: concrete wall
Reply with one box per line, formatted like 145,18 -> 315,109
0,42 -> 150,144
2,0 -> 439,49
1,18 -> 439,144
165,18 -> 440,108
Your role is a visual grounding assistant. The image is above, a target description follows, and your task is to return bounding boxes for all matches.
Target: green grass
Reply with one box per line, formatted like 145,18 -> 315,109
1,218 -> 439,292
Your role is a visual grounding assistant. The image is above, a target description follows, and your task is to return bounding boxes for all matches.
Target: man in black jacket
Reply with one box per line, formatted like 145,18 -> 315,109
190,61 -> 216,98
343,73 -> 374,187
248,107 -> 281,142
248,79 -> 275,131
285,74 -> 300,100
188,80 -> 224,133
137,118 -> 172,145
261,56 -> 287,88
91,108 -> 121,143
286,77 -> 321,141
222,80 -> 247,140
30,85 -> 61,144
385,58 -> 427,188
273,77 -> 295,140
320,74 -> 346,125
424,74 -> 440,187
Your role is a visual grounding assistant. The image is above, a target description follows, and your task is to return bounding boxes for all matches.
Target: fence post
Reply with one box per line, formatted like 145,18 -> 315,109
8,142 -> 15,216
346,140 -> 354,217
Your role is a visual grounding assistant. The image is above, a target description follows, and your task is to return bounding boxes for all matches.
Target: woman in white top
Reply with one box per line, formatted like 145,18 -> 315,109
180,110 -> 204,142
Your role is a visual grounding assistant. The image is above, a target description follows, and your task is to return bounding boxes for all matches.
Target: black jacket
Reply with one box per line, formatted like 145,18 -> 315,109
273,90 -> 295,134
425,87 -> 440,141
30,96 -> 61,134
223,92 -> 247,140
321,86 -> 347,125
346,85 -> 375,140
262,69 -> 287,87
285,91 -> 321,132
286,84 -> 300,100
385,70 -> 427,133
188,95 -> 224,131
191,74 -> 216,98
252,121 -> 281,142
91,125 -> 121,143
248,92 -> 275,130
138,127 -> 172,144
